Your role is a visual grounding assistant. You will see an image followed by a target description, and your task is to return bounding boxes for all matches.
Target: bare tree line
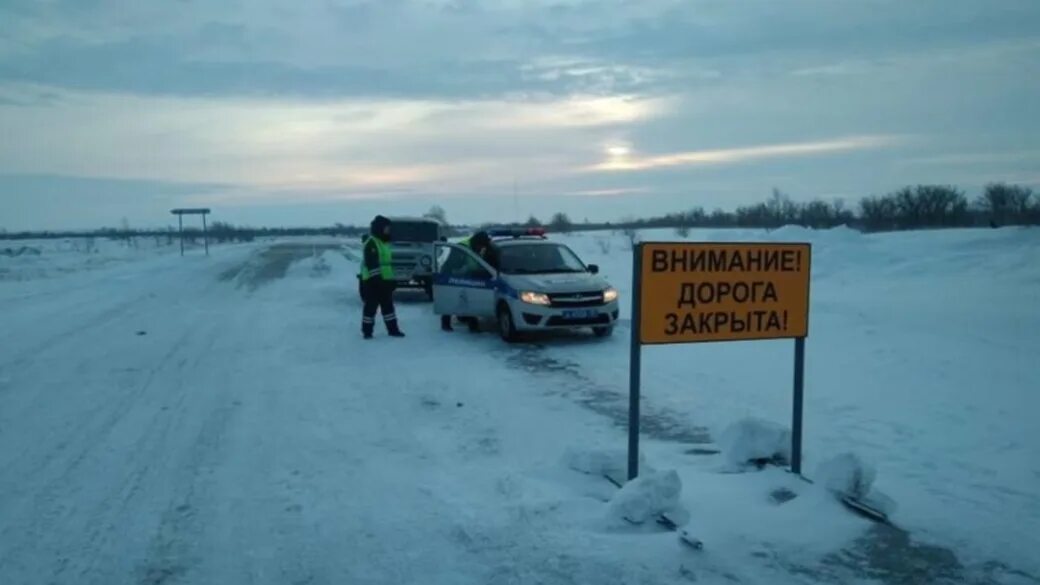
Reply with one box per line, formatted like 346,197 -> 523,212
2,182 -> 1036,242
534,182 -> 1038,234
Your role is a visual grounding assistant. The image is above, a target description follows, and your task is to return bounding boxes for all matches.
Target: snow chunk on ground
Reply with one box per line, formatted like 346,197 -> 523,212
815,452 -> 898,516
608,470 -> 683,525
718,418 -> 791,468
816,452 -> 876,499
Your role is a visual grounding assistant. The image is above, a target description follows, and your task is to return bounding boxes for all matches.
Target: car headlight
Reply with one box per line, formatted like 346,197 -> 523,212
520,291 -> 551,306
603,288 -> 619,303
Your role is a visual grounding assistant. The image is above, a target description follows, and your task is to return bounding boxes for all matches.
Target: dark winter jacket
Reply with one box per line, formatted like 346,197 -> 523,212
466,231 -> 500,270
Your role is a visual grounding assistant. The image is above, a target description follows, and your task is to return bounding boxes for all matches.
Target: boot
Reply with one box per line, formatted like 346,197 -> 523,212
362,319 -> 374,339
441,315 -> 454,332
386,320 -> 405,338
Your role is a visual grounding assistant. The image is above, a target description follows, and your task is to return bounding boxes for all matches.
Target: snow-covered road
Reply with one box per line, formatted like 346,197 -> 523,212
2,230 -> 1038,585
0,243 -> 705,584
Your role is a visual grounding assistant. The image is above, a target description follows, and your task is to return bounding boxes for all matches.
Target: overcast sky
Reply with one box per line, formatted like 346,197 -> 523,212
1,0 -> 1038,230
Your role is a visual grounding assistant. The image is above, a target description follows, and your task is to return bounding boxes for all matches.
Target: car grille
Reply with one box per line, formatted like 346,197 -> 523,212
548,291 -> 605,307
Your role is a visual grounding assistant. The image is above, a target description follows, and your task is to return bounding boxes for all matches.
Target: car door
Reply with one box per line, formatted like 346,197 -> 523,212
433,244 -> 498,318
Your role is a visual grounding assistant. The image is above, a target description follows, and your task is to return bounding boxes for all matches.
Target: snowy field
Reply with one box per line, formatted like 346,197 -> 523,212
0,226 -> 1037,584
0,236 -> 227,282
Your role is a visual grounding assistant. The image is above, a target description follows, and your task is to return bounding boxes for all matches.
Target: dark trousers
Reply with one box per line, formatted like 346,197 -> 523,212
361,279 -> 398,334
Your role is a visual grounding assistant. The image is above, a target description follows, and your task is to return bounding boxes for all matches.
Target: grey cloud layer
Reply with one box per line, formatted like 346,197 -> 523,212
2,0 -> 1036,99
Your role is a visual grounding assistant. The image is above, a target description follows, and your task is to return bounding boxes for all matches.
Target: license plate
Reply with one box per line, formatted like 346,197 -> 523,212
562,309 -> 595,319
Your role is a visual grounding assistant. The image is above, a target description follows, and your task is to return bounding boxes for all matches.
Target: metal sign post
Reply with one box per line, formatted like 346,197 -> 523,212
170,208 -> 212,257
791,336 -> 806,474
628,242 -> 812,480
628,243 -> 643,480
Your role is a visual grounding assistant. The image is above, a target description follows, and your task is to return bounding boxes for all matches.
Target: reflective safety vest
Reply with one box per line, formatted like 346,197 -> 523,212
360,236 -> 395,280
458,236 -> 479,268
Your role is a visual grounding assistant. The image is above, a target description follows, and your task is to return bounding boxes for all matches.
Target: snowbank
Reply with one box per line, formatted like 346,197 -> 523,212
717,418 -> 792,469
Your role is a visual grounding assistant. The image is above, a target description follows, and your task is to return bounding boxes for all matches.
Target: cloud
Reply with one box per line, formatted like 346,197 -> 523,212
585,136 -> 902,172
562,187 -> 650,197
0,84 -> 670,197
5,0 -> 1032,100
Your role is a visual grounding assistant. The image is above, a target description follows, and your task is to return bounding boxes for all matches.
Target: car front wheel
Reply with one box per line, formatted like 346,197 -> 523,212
593,325 -> 614,338
497,305 -> 519,343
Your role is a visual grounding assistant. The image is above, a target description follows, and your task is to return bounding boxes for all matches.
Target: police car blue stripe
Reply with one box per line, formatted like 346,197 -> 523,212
433,273 -> 495,289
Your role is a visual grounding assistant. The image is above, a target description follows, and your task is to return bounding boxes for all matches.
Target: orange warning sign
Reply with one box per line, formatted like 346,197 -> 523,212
638,242 -> 811,344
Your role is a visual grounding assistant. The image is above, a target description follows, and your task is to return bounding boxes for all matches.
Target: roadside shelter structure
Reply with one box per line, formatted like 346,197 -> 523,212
170,208 -> 211,256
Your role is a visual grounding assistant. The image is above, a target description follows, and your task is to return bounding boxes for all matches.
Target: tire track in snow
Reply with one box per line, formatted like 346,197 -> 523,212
0,322 -> 200,568
0,256 -> 240,489
498,343 -> 711,445
0,252 -> 251,584
0,252 -> 248,373
0,288 -> 158,375
134,389 -> 240,585
86,318 -> 228,584
0,316 -> 228,583
219,243 -> 355,291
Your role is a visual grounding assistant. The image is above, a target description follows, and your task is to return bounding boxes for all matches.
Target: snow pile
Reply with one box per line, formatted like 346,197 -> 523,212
718,418 -> 791,469
608,470 -> 684,525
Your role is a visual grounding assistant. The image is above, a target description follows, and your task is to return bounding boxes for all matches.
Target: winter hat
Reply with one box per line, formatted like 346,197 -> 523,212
370,215 -> 391,235
470,231 -> 491,250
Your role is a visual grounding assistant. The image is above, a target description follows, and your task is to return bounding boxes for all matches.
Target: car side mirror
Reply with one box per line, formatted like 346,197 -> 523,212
588,264 -> 600,274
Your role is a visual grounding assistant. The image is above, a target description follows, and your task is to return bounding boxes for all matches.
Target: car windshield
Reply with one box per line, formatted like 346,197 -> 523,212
391,221 -> 439,242
497,243 -> 587,274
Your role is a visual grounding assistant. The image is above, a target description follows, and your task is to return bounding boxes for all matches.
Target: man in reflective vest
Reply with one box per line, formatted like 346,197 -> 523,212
360,215 -> 405,339
441,231 -> 497,332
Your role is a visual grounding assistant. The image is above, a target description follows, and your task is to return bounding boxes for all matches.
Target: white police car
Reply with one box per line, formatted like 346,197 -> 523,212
432,228 -> 620,341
